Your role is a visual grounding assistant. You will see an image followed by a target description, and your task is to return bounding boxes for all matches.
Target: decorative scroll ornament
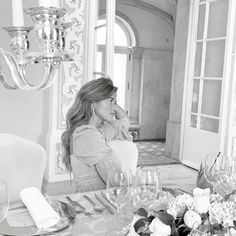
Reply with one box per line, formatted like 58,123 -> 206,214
60,0 -> 85,127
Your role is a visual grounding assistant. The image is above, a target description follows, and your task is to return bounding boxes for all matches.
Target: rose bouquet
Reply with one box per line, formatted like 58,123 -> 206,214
127,188 -> 236,236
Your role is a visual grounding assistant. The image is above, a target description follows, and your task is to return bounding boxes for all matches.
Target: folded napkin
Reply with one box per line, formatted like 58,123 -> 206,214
20,187 -> 60,229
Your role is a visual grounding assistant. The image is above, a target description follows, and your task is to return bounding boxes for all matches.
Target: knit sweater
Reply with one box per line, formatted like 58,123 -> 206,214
70,116 -> 132,192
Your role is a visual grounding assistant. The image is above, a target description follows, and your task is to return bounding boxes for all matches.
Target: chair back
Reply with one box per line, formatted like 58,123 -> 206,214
0,133 -> 47,201
108,140 -> 138,175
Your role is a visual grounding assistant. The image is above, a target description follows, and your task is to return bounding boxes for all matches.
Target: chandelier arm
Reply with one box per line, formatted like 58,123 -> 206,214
0,64 -> 18,89
32,61 -> 60,90
0,48 -> 32,89
0,48 -> 60,91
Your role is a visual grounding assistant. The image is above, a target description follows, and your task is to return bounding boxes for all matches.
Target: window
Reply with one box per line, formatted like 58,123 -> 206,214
94,16 -> 136,113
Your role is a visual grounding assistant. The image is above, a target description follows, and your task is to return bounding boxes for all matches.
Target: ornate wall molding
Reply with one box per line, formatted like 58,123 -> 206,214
46,0 -> 86,182
60,0 -> 85,128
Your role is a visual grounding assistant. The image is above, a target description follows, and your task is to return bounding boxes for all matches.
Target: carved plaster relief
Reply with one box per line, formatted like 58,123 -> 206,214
54,0 -> 85,176
60,0 -> 85,128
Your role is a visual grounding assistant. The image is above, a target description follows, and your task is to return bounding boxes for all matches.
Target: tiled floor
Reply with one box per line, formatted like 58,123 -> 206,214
136,141 -> 179,166
45,164 -> 197,196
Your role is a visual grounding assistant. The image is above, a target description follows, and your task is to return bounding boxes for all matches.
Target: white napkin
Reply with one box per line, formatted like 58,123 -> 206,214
20,187 -> 60,229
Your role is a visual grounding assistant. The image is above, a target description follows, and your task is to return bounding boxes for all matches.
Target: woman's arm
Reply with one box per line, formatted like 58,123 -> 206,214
100,104 -> 132,142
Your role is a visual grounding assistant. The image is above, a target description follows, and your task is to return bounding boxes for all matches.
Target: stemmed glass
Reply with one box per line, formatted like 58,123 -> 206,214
106,171 -> 134,235
217,158 -> 236,196
0,179 -> 9,222
106,171 -> 133,221
133,167 -> 161,210
204,153 -> 231,195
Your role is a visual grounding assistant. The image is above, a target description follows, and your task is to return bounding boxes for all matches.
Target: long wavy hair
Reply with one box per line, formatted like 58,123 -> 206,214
61,78 -> 118,169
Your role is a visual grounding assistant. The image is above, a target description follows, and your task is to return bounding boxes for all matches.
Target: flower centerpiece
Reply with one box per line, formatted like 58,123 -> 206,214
127,188 -> 236,236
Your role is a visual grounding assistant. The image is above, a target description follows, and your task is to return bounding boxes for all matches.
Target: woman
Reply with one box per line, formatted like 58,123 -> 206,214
61,78 -> 132,192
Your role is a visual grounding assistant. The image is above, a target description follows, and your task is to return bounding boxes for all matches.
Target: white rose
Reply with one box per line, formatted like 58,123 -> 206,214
193,188 -> 210,214
149,218 -> 171,236
167,208 -> 177,218
183,210 -> 202,229
194,195 -> 210,214
229,228 -> 236,236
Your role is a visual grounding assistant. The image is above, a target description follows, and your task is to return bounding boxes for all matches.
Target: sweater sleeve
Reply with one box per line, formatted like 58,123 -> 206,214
99,116 -> 133,142
72,126 -> 121,168
95,158 -> 122,185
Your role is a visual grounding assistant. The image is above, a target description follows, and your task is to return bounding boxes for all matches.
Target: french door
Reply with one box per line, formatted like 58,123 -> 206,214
182,0 -> 235,169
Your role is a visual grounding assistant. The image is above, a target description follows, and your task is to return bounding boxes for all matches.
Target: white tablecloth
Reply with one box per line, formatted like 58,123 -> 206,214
4,191 -> 125,236
3,189 -> 172,236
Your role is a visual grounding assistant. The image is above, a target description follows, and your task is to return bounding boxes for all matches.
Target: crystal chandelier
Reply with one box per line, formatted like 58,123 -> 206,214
0,2 -> 74,91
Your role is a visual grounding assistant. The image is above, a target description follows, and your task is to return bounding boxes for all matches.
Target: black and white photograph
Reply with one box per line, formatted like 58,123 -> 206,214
0,0 -> 236,235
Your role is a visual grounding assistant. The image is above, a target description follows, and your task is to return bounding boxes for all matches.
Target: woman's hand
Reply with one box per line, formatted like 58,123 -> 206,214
114,103 -> 127,120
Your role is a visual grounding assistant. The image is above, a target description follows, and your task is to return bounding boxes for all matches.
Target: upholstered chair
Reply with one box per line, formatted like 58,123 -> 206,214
108,140 -> 138,175
0,133 -> 47,201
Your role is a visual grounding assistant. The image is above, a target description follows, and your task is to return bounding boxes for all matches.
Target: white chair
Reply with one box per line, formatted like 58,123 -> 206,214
0,133 -> 47,201
108,140 -> 138,175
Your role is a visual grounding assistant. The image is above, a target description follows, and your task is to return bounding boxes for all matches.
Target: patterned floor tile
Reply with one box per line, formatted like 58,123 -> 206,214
135,141 -> 179,166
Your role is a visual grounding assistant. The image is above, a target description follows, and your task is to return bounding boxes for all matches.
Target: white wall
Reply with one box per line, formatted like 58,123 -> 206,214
117,4 -> 174,48
0,0 -> 49,147
140,49 -> 173,139
166,0 -> 190,159
117,4 -> 174,140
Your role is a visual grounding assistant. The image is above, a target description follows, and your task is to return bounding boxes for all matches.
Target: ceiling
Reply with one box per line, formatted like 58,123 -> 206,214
143,0 -> 177,16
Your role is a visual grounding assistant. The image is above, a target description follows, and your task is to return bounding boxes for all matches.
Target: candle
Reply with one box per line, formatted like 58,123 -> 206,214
39,0 -> 61,8
12,0 -> 24,26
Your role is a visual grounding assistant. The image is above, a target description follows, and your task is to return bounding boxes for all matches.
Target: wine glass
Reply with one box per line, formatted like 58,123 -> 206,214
217,158 -> 236,196
133,167 -> 161,210
204,153 -> 228,194
0,179 -> 9,222
106,170 -> 134,236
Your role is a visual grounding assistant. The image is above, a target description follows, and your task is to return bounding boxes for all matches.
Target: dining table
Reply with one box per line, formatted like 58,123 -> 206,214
0,190 -> 133,236
0,187 -> 185,236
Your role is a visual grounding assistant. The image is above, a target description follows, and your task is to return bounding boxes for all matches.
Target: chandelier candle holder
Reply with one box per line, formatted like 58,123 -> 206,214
0,6 -> 74,91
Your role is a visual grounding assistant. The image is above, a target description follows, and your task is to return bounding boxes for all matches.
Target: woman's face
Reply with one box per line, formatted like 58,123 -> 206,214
94,93 -> 117,122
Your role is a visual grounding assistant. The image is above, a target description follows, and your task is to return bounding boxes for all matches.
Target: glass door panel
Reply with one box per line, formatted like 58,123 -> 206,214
94,0 -> 107,78
191,115 -> 198,128
204,40 -> 225,77
113,53 -> 127,108
114,23 -> 128,46
200,117 -> 219,133
194,43 -> 203,76
96,51 -> 103,71
207,0 -> 228,38
96,19 -> 106,44
201,80 -> 222,116
191,79 -> 200,113
197,4 -> 206,40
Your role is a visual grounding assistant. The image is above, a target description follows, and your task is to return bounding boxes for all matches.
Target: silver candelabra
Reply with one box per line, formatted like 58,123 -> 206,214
0,7 -> 74,91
